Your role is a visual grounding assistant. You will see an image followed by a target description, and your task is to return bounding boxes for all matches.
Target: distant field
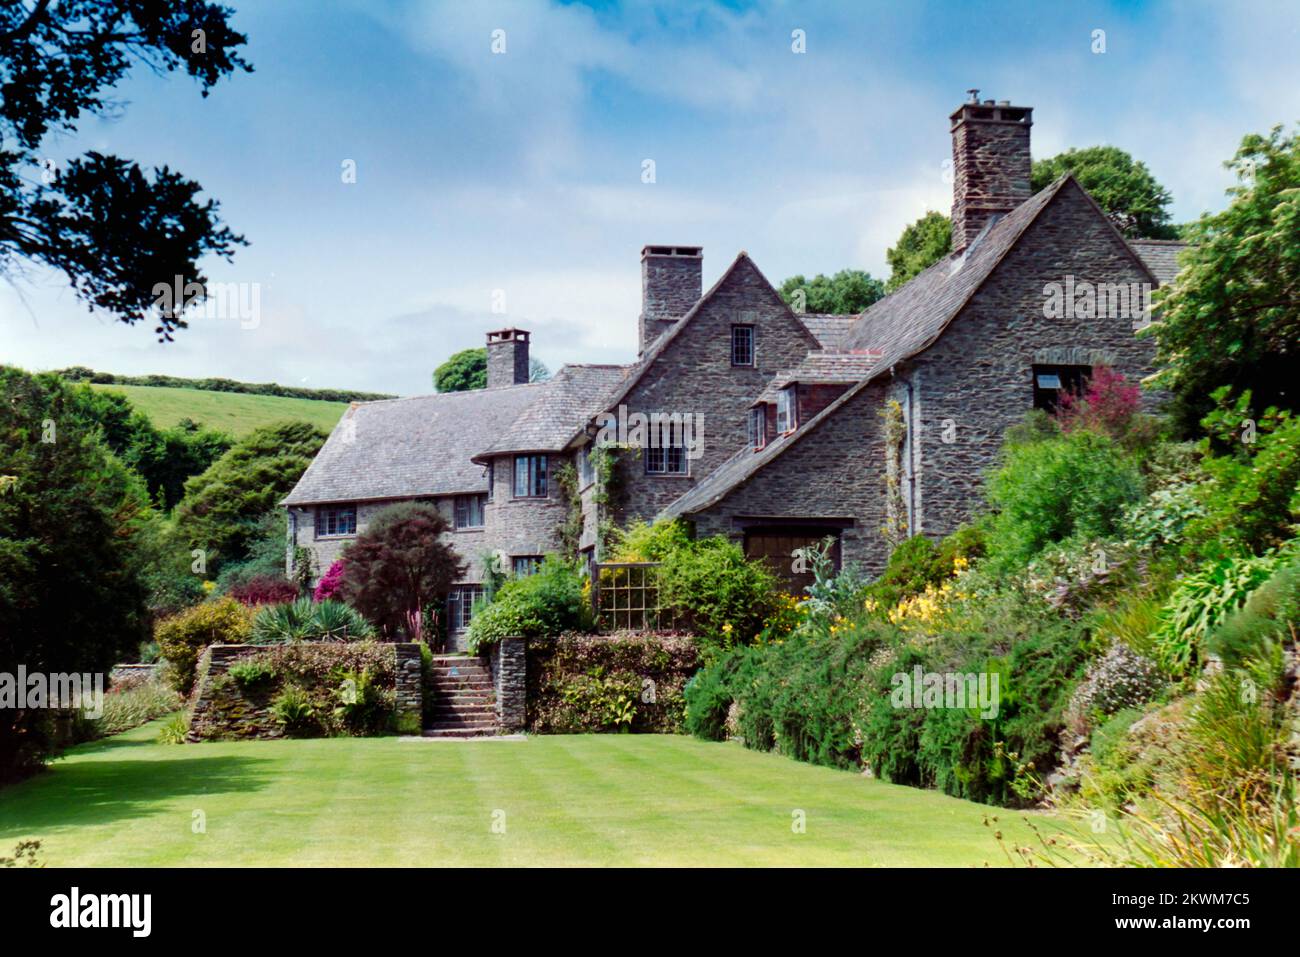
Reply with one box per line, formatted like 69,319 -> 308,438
90,383 -> 348,437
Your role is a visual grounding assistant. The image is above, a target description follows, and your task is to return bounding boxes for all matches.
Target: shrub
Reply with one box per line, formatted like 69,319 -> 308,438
158,712 -> 190,745
250,598 -> 375,644
314,559 -> 346,601
227,659 -> 275,690
986,428 -> 1144,572
228,575 -> 298,606
1182,396 -> 1300,561
332,667 -> 389,734
1150,553 -> 1280,675
655,537 -> 778,658
683,648 -> 750,741
155,597 -> 254,692
340,502 -> 465,636
1067,644 -> 1165,732
1208,559 -> 1300,669
82,678 -> 184,738
468,557 -> 591,652
609,519 -> 693,561
271,684 -> 318,736
526,633 -> 698,734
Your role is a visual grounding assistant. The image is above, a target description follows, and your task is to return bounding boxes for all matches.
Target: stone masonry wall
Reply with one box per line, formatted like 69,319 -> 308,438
615,255 -> 820,526
187,642 -> 422,741
912,179 -> 1158,542
690,378 -> 894,576
689,181 -> 1159,574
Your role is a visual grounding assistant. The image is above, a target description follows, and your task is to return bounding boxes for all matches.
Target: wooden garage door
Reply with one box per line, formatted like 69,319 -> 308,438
744,530 -> 841,593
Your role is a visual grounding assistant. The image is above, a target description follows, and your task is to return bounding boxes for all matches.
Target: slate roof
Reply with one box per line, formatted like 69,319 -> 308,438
663,174 -> 1153,520
473,363 -> 631,460
283,364 -> 628,506
587,252 -> 820,432
755,350 -> 885,403
1127,239 -> 1188,285
796,313 -> 857,350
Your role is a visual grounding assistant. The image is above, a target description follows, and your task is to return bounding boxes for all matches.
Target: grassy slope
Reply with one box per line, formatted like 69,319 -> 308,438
0,722 -> 1051,867
89,383 -> 347,438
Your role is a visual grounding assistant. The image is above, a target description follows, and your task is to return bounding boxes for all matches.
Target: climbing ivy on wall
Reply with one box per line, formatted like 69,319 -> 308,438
880,398 -> 908,548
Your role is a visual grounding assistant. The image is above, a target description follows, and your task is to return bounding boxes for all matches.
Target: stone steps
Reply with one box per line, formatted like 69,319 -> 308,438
424,655 -> 499,738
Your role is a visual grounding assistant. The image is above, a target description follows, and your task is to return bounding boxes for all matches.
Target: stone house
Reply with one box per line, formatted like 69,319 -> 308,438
284,95 -> 1186,646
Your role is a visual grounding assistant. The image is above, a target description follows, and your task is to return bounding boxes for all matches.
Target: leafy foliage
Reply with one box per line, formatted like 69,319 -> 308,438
0,367 -> 154,779
250,598 -> 375,644
1181,392 -> 1300,560
986,428 -> 1144,572
468,557 -> 591,652
176,421 -> 326,573
778,269 -> 885,314
434,347 -> 488,392
339,502 -> 465,637
1031,145 -> 1177,238
313,559 -> 346,601
1149,125 -> 1300,431
71,387 -> 232,508
885,210 -> 952,291
0,0 -> 251,336
154,597 -> 254,692
1150,553 -> 1282,675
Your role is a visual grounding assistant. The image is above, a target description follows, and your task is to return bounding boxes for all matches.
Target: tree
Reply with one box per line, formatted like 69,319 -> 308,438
0,1 -> 251,339
1149,125 -> 1300,433
72,388 -> 231,508
0,367 -> 152,779
778,269 -> 884,315
339,502 -> 466,636
1031,146 -> 1177,239
886,211 -> 952,291
176,420 -> 326,573
529,357 -> 550,383
434,348 -> 487,392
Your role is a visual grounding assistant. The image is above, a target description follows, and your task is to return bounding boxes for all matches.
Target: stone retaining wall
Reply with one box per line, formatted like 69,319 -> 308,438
187,642 -> 423,741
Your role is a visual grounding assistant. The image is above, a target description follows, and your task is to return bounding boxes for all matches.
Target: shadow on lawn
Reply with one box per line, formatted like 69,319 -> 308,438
0,754 -> 273,834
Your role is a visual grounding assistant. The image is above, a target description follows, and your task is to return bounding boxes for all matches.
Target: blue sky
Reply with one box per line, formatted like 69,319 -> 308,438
2,0 -> 1298,395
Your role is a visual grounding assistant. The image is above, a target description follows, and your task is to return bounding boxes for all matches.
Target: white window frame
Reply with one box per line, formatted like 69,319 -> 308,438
776,387 -> 797,434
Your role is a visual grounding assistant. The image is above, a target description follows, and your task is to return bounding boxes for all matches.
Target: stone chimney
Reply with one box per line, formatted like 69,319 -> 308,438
486,328 -> 530,388
639,245 -> 702,355
950,94 -> 1033,253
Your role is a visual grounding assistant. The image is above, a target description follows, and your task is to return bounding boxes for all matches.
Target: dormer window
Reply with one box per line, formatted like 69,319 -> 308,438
776,386 -> 797,434
731,324 -> 755,366
748,407 -> 767,451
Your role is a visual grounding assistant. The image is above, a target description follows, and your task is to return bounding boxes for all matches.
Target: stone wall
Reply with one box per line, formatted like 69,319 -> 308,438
687,179 -> 1160,575
490,638 -> 526,732
910,179 -> 1158,542
525,632 -> 699,734
690,378 -> 894,576
615,254 -> 820,525
187,642 -> 422,741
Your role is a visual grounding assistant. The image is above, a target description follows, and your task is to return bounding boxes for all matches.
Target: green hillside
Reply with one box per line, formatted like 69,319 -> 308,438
90,383 -> 348,438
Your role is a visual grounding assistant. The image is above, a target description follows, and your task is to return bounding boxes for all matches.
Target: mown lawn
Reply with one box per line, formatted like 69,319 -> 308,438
0,721 -> 1052,866
89,383 -> 348,437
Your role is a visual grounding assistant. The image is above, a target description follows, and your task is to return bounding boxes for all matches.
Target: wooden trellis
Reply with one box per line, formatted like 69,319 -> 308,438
592,562 -> 670,632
